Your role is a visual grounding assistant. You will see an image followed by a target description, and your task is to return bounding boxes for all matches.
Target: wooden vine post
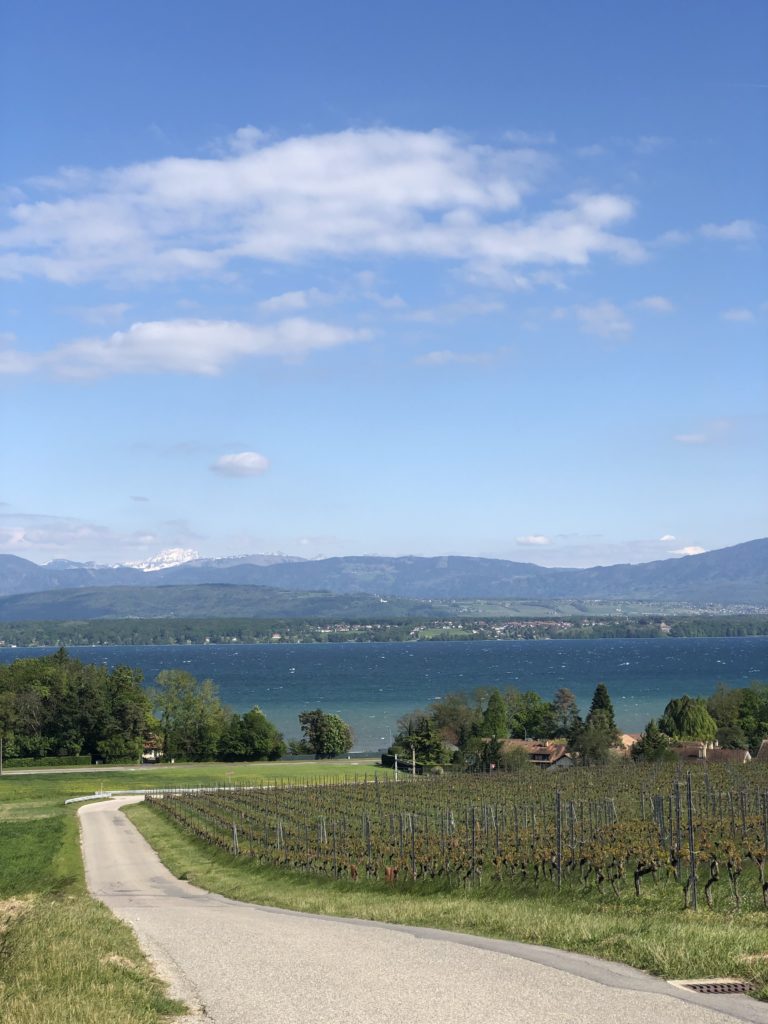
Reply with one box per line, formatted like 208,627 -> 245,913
686,772 -> 697,910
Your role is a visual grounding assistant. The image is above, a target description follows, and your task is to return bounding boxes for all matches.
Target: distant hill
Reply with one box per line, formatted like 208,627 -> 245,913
0,539 -> 765,607
0,584 -> 436,622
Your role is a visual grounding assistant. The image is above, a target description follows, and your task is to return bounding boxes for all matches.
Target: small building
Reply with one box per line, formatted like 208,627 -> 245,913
613,732 -> 642,757
753,739 -> 768,762
142,735 -> 164,763
497,738 -> 574,770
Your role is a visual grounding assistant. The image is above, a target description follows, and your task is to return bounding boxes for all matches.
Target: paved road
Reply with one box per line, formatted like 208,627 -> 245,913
80,797 -> 768,1024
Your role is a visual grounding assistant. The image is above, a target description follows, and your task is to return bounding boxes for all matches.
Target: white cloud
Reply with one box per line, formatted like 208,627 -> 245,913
721,307 -> 755,322
0,128 -> 644,285
699,219 -> 757,241
258,288 -> 335,312
636,295 -> 675,313
670,546 -> 706,556
210,452 -> 270,477
227,125 -> 267,154
659,534 -> 676,542
0,317 -> 369,377
575,144 -> 606,158
516,534 -> 551,546
574,301 -> 632,339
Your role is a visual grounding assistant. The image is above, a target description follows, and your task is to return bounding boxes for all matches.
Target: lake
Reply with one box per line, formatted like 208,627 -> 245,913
2,636 -> 767,750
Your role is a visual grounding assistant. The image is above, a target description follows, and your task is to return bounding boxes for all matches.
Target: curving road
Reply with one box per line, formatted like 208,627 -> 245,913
80,797 -> 768,1024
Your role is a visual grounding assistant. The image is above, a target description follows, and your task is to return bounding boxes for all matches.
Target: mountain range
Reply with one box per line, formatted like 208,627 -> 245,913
0,539 -> 764,621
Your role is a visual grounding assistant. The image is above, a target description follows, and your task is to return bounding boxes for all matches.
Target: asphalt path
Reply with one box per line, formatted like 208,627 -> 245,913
80,797 -> 768,1024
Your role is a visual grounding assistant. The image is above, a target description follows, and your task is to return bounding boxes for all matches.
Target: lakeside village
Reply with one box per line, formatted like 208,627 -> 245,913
1,648 -> 767,775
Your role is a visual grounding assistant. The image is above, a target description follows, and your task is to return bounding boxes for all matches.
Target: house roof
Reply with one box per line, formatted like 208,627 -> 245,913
670,741 -> 707,759
754,739 -> 768,761
706,748 -> 751,764
498,739 -> 569,765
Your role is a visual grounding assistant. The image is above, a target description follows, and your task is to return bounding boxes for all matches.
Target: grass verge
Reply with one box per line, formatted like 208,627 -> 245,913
0,808 -> 185,1022
128,800 -> 768,999
0,759 -> 379,1023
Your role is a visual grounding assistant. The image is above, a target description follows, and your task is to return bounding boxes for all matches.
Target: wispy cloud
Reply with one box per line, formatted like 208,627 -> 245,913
700,219 -> 757,241
633,135 -> 668,155
0,512 -> 155,557
401,298 -> 504,324
504,129 -> 556,146
0,127 -> 644,286
635,295 -> 675,313
670,545 -> 706,556
414,347 -> 507,367
721,307 -> 755,322
657,219 -> 758,246
0,317 -> 369,377
674,418 -> 733,445
258,288 -> 336,312
516,534 -> 551,546
573,301 -> 632,339
65,302 -> 131,325
210,452 -> 270,477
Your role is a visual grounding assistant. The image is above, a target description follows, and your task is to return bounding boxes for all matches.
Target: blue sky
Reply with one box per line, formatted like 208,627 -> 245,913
1,0 -> 765,568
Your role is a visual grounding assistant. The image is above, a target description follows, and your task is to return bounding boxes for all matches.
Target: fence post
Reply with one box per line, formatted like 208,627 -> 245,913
556,791 -> 563,890
686,772 -> 697,911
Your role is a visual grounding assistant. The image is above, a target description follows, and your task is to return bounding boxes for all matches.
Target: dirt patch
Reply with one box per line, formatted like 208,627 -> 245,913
100,953 -> 139,970
0,897 -> 32,931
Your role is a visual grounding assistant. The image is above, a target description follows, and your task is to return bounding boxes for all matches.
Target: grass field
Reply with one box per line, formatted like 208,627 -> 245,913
0,759 -> 379,1023
126,786 -> 768,1001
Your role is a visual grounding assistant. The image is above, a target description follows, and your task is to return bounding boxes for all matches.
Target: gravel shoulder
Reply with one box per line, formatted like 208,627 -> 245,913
79,797 -> 768,1024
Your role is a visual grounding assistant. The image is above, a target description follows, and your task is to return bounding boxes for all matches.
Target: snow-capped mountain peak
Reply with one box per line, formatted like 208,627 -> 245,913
122,548 -> 200,572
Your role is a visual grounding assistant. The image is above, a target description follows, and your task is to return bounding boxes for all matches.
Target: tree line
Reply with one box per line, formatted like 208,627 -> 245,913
0,650 -> 353,765
389,677 -> 768,769
388,683 -> 622,768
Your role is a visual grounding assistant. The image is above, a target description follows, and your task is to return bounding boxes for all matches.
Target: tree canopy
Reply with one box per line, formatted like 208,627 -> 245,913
0,649 -> 151,762
297,708 -> 353,758
659,695 -> 717,741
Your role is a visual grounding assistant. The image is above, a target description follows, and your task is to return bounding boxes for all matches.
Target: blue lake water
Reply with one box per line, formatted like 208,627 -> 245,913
1,637 -> 766,750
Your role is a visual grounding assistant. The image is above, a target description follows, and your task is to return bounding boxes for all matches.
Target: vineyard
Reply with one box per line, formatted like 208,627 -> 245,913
145,762 -> 768,912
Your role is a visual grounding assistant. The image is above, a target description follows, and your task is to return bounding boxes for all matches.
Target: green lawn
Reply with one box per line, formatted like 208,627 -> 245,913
0,759 -> 378,1024
127,798 -> 768,1000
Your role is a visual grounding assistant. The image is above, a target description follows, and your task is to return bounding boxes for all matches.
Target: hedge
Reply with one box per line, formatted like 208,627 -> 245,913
2,754 -> 92,768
